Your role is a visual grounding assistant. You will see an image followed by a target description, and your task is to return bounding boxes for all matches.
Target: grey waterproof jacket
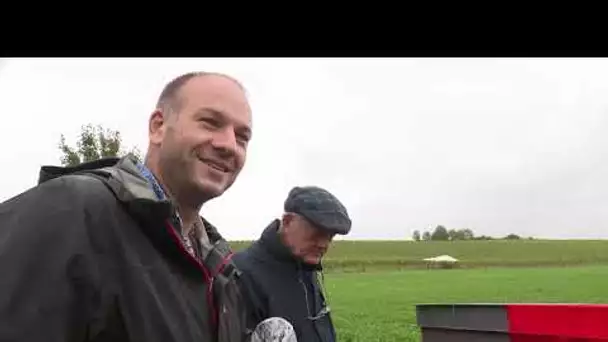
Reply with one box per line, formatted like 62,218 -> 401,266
0,155 -> 255,342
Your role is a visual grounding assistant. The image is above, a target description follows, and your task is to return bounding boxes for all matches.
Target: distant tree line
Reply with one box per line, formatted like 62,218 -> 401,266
411,225 -> 530,242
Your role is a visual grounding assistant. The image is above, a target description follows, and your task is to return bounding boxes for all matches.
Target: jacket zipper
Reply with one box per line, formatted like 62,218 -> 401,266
165,220 -> 219,330
298,265 -> 325,341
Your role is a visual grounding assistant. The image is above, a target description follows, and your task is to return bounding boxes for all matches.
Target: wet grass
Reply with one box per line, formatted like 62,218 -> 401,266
326,265 -> 608,342
231,239 -> 608,272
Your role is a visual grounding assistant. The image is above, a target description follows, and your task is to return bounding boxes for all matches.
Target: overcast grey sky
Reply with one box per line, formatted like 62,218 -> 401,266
2,58 -> 608,240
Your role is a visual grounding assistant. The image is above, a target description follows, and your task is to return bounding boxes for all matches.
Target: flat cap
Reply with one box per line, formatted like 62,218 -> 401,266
284,186 -> 352,235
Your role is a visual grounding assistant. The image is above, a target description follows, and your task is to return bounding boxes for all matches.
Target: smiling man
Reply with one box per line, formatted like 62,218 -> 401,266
233,186 -> 352,342
0,72 -> 255,342
147,72 -> 252,253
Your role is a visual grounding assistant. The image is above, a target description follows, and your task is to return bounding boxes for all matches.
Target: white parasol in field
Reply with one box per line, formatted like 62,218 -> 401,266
423,255 -> 459,263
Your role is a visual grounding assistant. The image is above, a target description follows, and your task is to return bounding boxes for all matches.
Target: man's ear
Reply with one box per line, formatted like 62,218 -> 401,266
149,109 -> 167,145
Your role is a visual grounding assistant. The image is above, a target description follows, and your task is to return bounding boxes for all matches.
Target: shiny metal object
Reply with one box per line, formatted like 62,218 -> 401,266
250,317 -> 298,342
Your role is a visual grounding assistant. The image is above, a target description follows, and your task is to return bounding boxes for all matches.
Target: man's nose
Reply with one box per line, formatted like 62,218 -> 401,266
211,127 -> 238,155
317,239 -> 330,249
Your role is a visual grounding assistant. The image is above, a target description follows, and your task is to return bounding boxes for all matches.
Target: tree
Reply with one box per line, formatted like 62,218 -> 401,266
447,228 -> 476,241
422,231 -> 431,241
461,228 -> 475,240
504,234 -> 521,240
431,225 -> 450,241
412,230 -> 421,242
59,124 -> 142,167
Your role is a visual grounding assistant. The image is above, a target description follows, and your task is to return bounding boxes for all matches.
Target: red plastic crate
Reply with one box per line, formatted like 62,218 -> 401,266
508,304 -> 608,342
416,303 -> 608,342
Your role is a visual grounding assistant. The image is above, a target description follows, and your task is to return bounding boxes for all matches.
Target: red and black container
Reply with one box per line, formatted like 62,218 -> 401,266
416,303 -> 608,341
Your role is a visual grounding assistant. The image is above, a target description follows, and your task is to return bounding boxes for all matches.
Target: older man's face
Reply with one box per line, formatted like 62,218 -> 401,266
281,213 -> 335,265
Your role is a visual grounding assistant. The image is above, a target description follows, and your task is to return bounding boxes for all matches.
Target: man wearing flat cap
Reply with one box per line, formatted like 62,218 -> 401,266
234,186 -> 351,342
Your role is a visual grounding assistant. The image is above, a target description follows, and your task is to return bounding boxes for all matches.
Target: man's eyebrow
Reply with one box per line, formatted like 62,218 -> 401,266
196,108 -> 222,117
198,108 -> 252,138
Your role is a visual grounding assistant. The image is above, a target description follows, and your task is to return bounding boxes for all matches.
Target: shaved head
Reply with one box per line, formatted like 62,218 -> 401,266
156,71 -> 247,116
145,70 -> 252,215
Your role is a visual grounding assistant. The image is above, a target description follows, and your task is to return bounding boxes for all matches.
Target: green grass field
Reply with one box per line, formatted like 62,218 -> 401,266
229,239 -> 608,341
326,265 -> 608,342
231,239 -> 608,271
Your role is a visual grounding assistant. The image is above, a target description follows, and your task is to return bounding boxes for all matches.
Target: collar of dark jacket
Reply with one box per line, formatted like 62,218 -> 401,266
259,219 -> 323,272
37,154 -> 224,244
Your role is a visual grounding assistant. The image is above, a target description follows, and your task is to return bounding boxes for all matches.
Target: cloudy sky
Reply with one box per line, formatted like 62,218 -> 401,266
2,58 -> 608,240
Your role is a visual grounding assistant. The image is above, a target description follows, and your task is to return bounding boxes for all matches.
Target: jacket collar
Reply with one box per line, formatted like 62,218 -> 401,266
38,155 -> 225,271
258,219 -> 322,272
39,155 -> 223,237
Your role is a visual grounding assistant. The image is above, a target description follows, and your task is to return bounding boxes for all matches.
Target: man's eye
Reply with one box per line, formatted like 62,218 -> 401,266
237,134 -> 250,144
201,117 -> 220,127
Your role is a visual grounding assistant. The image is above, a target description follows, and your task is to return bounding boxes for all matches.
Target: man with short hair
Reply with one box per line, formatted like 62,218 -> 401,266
233,186 -> 352,342
0,71 -> 255,342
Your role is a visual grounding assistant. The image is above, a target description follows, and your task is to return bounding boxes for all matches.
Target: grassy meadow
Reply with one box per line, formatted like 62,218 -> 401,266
327,265 -> 608,342
231,239 -> 608,271
229,239 -> 608,342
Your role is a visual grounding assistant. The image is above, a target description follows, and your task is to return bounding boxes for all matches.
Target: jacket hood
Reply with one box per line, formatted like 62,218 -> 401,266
39,155 -> 172,218
40,155 -> 156,201
38,155 -> 223,242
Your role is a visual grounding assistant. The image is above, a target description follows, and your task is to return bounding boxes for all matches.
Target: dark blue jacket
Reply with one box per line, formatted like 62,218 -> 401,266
233,220 -> 337,342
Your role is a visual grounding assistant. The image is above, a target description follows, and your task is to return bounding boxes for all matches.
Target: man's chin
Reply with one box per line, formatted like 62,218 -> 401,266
302,256 -> 323,265
193,180 -> 228,201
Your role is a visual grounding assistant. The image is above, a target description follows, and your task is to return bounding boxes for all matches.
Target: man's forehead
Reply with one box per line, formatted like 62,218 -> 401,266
182,74 -> 247,101
180,75 -> 252,122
